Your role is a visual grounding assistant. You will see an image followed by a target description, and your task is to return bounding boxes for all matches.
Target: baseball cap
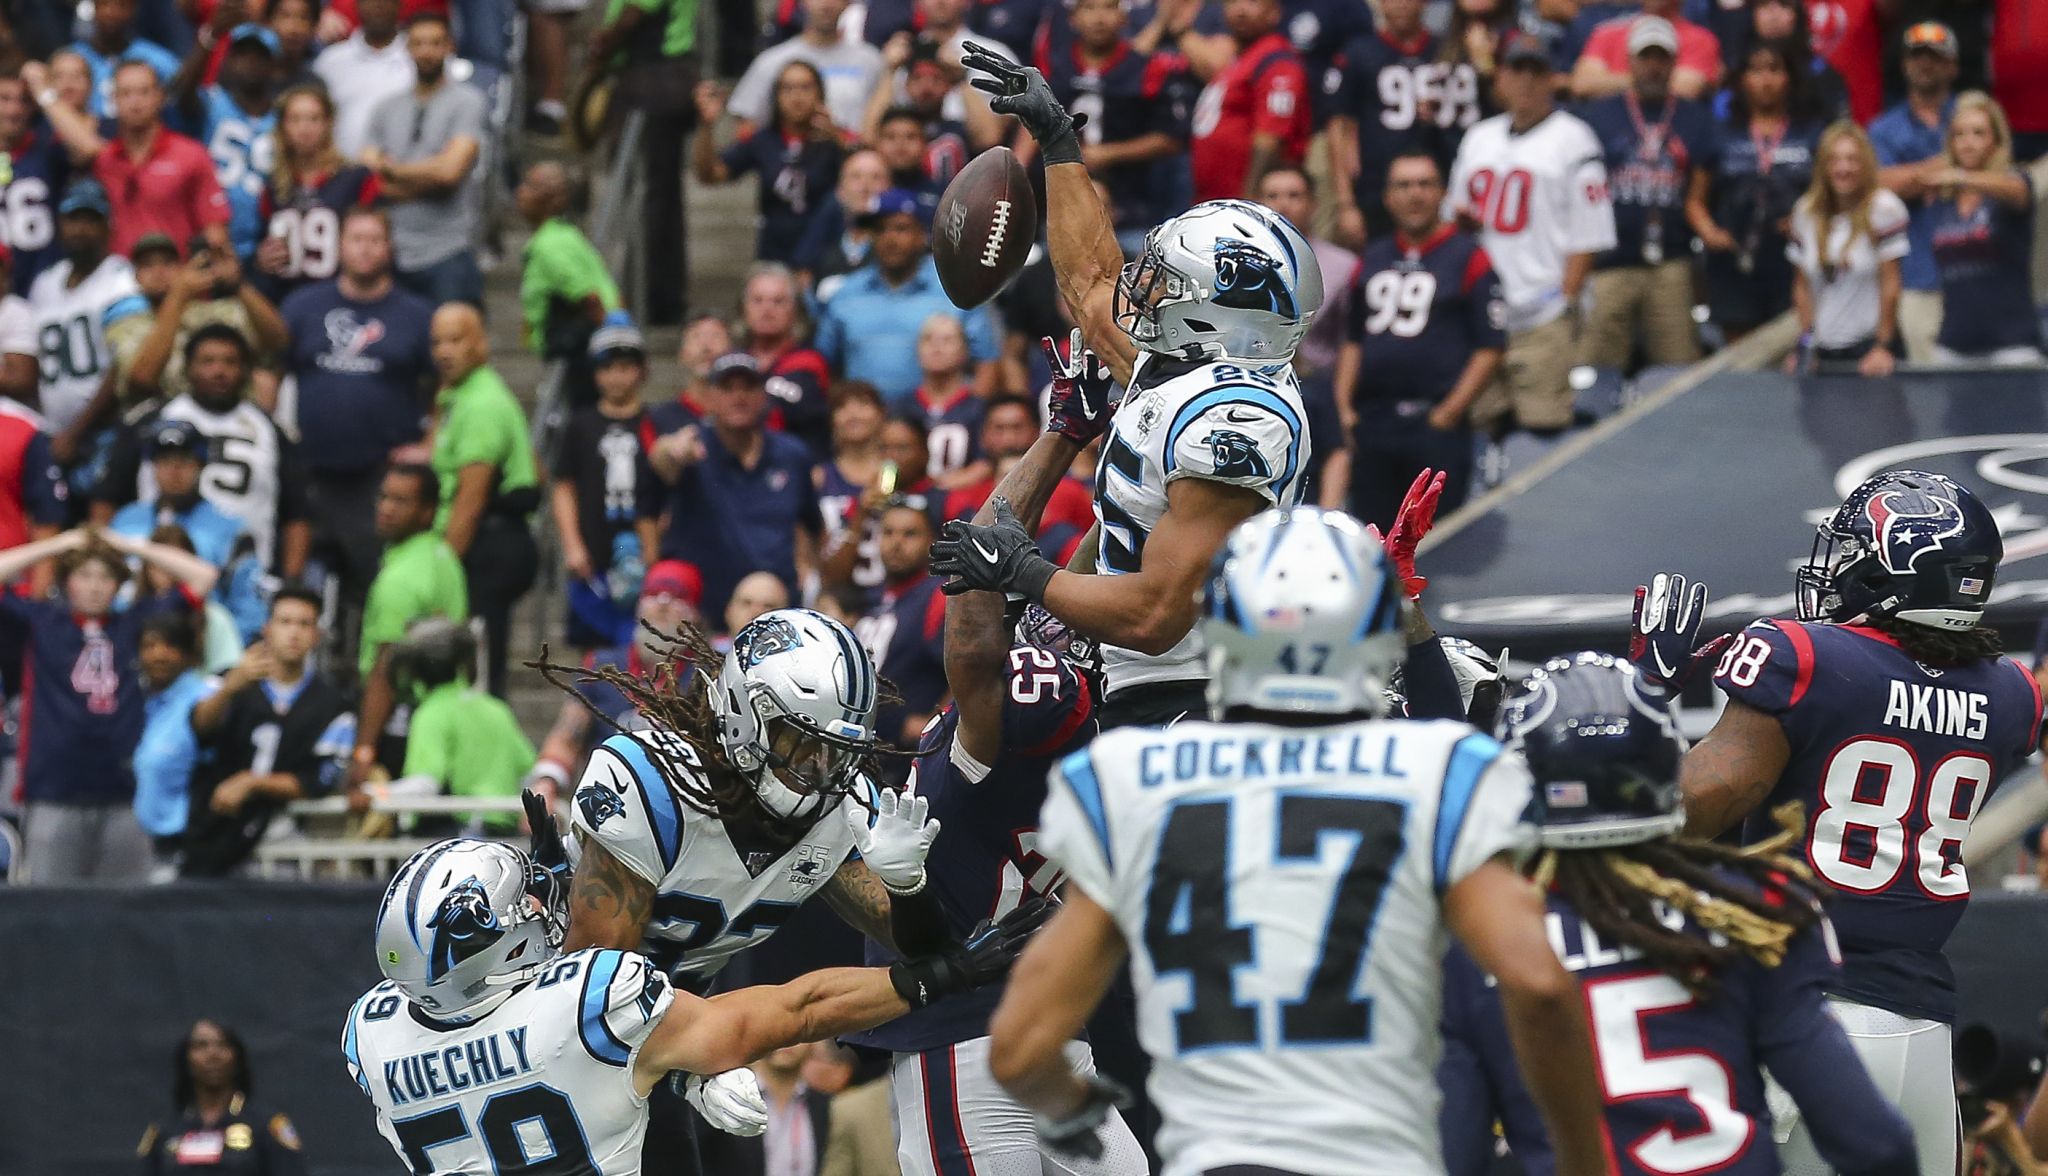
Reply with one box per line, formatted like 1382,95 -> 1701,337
58,179 -> 111,218
641,560 -> 702,605
227,23 -> 281,55
1902,21 -> 1958,59
146,419 -> 208,460
708,352 -> 765,384
132,232 -> 180,261
1627,15 -> 1679,57
589,314 -> 646,363
1498,30 -> 1552,68
855,187 -> 934,229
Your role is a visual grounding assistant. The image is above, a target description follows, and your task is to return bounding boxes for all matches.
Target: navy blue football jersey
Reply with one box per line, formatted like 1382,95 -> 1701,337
1,126 -> 70,295
848,644 -> 1095,1052
1322,30 -> 1440,219
257,164 -> 379,302
1439,875 -> 1916,1176
1346,226 -> 1505,427
854,573 -> 949,750
1040,41 -> 1191,230
914,385 -> 986,481
1714,619 -> 2042,1021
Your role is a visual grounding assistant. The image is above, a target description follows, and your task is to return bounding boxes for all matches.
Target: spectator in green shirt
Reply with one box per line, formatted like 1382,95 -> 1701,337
348,462 -> 467,799
428,302 -> 540,698
516,161 -> 619,406
389,616 -> 535,834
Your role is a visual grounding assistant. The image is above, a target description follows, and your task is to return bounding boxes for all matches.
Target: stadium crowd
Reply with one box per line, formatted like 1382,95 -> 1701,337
0,0 -> 2033,886
0,0 -> 2025,1169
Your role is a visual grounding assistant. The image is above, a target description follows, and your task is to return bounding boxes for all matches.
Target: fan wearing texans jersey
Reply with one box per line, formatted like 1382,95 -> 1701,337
1439,654 -> 1917,1176
255,88 -> 380,302
853,498 -> 950,752
1189,0 -> 1311,204
0,76 -> 71,296
1039,0 -> 1191,240
1321,0 -> 1441,241
1639,469 -> 2042,1176
845,507 -> 1143,1176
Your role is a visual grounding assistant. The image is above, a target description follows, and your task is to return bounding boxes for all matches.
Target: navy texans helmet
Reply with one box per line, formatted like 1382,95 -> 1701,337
1497,653 -> 1687,850
1796,469 -> 2002,632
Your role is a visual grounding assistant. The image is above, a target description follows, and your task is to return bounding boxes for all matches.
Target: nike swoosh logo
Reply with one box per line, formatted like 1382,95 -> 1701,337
1650,647 -> 1680,679
972,538 -> 1000,563
1223,408 -> 1262,424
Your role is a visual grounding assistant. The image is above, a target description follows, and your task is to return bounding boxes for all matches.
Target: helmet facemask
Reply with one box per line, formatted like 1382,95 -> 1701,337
1113,241 -> 1196,352
752,715 -> 872,822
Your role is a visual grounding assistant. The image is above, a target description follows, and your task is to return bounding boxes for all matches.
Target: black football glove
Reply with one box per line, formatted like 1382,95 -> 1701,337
1044,329 -> 1117,446
1036,1072 -> 1133,1160
524,788 -> 569,877
890,895 -> 1057,1009
962,42 -> 1086,166
1629,572 -> 1732,692
930,497 -> 1058,600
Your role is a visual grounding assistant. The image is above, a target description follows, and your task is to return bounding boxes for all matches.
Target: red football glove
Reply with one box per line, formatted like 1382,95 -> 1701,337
1042,329 -> 1117,446
1383,468 -> 1446,599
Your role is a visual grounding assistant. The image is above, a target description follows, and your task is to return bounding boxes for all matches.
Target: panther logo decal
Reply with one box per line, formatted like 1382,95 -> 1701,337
732,616 -> 804,668
425,878 -> 502,982
1202,428 -> 1272,480
1864,489 -> 1966,574
577,783 -> 626,830
1211,238 -> 1296,319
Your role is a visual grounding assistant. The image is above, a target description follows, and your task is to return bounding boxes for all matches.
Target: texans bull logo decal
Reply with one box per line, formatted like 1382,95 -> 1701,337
1865,489 -> 1967,574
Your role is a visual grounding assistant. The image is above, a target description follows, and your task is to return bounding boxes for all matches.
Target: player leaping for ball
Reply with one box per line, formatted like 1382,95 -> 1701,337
939,44 -> 1322,729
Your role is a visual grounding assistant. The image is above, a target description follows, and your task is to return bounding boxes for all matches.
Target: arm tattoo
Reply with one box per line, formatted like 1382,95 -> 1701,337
566,831 -> 654,946
822,860 -> 896,951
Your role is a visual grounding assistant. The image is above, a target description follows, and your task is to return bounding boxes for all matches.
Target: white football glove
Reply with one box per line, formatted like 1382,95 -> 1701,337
685,1068 -> 768,1136
844,785 -> 940,894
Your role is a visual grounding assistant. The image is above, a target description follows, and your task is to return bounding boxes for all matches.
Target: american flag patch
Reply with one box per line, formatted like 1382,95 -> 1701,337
1546,782 -> 1589,808
1960,577 -> 1985,596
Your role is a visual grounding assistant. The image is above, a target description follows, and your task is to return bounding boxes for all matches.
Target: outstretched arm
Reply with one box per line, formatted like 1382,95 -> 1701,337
633,968 -> 910,1092
962,46 -> 1138,386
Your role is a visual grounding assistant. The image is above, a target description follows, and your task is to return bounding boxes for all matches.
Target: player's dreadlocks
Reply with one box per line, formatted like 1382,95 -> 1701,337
1532,804 -> 1824,1000
529,621 -> 904,847
1866,615 -> 2004,667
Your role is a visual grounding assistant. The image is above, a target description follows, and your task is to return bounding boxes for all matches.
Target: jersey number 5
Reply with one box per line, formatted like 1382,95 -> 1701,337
1142,792 -> 1404,1052
1585,971 -> 1754,1174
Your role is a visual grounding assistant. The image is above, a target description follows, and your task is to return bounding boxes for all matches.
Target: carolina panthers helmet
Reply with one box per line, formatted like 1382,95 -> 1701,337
1795,469 -> 2002,632
374,839 -> 565,1020
1388,637 -> 1509,727
1200,506 -> 1404,718
1497,653 -> 1687,850
1115,200 -> 1324,363
713,608 -> 880,822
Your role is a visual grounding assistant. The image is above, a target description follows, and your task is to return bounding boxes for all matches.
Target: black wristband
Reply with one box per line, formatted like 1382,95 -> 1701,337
1041,125 -> 1083,167
1015,554 -> 1057,603
890,956 -> 962,1010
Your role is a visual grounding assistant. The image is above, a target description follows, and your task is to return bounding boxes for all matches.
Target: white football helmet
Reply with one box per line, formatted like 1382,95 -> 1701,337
713,608 -> 880,822
374,839 -> 564,1021
1115,199 -> 1325,363
1200,506 -> 1405,718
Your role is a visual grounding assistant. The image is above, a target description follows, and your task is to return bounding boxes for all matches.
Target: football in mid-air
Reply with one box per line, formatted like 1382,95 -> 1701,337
932,146 -> 1036,309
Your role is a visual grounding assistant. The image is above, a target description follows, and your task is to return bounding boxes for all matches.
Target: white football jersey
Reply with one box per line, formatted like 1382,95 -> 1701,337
1445,110 -> 1616,332
343,948 -> 674,1175
1093,354 -> 1312,694
141,395 -> 287,567
569,731 -> 860,983
1040,718 -> 1534,1176
27,255 -> 140,433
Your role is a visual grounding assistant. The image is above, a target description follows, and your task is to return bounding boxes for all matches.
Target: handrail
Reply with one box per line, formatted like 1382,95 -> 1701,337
287,795 -> 526,817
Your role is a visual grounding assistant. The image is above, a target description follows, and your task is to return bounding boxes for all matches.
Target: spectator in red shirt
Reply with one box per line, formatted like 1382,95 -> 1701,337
1992,0 -> 2048,161
27,59 -> 231,259
1570,0 -> 1720,101
940,392 -> 1095,533
1188,0 -> 1310,203
737,263 -> 834,459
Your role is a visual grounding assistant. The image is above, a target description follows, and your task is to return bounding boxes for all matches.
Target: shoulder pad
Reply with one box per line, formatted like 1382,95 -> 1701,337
570,732 -> 705,884
1712,619 -> 1812,714
562,949 -> 673,1068
1162,370 -> 1305,497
